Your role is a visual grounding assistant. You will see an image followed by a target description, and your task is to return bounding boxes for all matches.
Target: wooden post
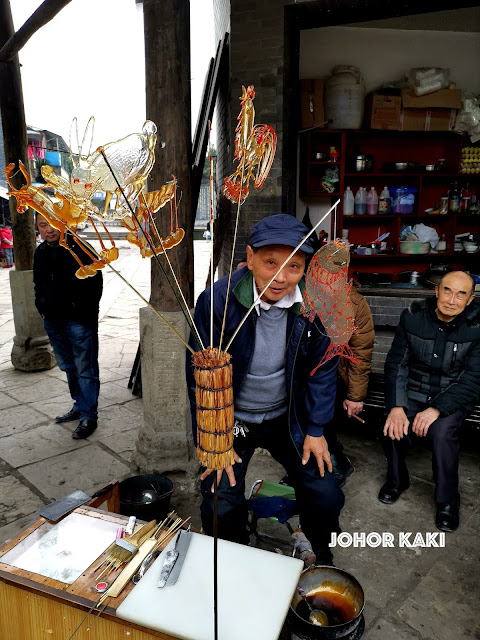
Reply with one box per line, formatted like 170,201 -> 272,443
0,0 -> 35,270
143,0 -> 194,311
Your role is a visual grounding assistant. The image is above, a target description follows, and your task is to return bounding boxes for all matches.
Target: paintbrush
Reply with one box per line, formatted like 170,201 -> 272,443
94,519 -> 157,576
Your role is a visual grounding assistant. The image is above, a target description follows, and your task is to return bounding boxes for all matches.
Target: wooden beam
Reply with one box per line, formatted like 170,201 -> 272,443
0,0 -> 73,62
0,0 -> 35,269
144,0 -> 194,311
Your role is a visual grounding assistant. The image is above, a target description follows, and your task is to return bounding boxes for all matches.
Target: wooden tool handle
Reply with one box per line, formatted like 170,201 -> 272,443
125,520 -> 156,545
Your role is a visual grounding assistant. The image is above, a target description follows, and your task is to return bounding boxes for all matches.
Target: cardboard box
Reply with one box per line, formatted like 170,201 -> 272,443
400,108 -> 457,131
366,93 -> 402,130
401,88 -> 462,110
301,79 -> 325,129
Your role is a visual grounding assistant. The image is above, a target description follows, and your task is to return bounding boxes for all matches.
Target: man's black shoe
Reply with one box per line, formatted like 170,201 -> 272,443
330,452 -> 355,488
378,478 -> 410,504
72,419 -> 97,440
56,407 -> 81,423
436,499 -> 460,532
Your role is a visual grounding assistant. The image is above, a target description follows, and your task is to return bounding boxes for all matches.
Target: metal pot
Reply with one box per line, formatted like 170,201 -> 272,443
355,155 -> 366,172
288,566 -> 365,640
397,270 -> 422,285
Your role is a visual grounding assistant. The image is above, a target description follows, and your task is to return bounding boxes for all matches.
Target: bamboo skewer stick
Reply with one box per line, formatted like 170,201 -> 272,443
140,192 -> 205,352
225,200 -> 340,352
208,122 -> 215,350
99,149 -> 204,352
219,157 -> 246,352
106,263 -> 195,353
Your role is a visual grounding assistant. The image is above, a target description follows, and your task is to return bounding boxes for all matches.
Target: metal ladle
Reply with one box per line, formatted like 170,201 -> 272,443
296,585 -> 329,626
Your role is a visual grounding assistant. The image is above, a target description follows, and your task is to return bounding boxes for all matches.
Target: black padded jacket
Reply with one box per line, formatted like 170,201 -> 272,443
33,234 -> 103,327
385,297 -> 480,416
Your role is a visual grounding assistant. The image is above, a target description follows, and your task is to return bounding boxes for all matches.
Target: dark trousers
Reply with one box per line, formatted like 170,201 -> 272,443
323,379 -> 347,455
4,248 -> 13,266
200,413 -> 345,556
44,319 -> 100,421
382,400 -> 465,504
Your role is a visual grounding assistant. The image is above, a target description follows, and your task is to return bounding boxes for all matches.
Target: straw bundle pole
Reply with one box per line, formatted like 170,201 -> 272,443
193,347 -> 235,470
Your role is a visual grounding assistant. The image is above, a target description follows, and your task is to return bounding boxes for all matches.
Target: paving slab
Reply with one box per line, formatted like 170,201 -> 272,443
68,405 -> 144,440
0,474 -> 45,529
18,445 -> 132,501
0,404 -> 49,438
0,423 -> 88,468
0,391 -> 19,411
5,377 -> 69,403
98,381 -> 137,405
398,532 -> 480,640
99,368 -> 131,383
0,369 -> 46,390
0,513 -> 39,546
31,394 -> 76,420
100,427 -> 139,462
363,617 -> 424,639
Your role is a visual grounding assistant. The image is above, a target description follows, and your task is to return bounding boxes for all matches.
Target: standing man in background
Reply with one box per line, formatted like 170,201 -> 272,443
0,223 -> 14,267
34,215 -> 103,439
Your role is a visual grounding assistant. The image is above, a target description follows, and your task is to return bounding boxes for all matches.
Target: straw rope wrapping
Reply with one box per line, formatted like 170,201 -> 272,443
193,348 -> 235,470
302,242 -> 359,375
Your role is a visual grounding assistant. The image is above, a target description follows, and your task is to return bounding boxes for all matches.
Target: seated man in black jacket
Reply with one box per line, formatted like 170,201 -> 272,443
34,215 -> 103,439
379,271 -> 480,532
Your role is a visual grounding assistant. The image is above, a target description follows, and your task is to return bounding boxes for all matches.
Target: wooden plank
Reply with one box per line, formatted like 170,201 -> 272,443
0,580 -> 178,639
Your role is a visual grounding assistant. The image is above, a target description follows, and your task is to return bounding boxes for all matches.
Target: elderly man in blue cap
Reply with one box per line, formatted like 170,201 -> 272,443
187,214 -> 344,565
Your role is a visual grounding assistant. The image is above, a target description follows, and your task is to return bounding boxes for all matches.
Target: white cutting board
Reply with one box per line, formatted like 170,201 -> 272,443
116,533 -> 303,640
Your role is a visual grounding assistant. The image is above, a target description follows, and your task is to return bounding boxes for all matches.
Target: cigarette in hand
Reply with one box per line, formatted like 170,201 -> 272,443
351,414 -> 365,424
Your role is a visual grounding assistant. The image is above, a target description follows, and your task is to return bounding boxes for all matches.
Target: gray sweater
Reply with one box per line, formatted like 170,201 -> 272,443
234,306 -> 288,424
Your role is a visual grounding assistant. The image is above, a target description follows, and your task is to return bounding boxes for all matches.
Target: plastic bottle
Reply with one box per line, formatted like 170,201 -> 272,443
436,234 -> 447,252
460,183 -> 471,213
449,181 -> 460,213
343,186 -> 355,216
378,186 -> 391,213
354,187 -> 366,215
366,187 -> 378,215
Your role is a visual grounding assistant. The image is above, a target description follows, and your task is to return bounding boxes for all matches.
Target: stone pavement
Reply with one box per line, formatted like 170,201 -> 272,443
0,239 -> 479,639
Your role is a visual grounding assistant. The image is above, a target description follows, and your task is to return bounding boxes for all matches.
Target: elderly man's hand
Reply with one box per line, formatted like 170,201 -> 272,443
412,407 -> 440,437
302,435 -> 332,477
343,399 -> 363,417
200,449 -> 243,491
383,407 -> 409,440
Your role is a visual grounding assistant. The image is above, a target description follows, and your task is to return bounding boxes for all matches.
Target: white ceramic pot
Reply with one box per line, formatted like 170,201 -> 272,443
325,66 -> 365,129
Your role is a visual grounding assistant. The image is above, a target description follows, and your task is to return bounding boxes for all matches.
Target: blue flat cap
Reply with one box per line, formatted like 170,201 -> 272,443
249,214 -> 314,254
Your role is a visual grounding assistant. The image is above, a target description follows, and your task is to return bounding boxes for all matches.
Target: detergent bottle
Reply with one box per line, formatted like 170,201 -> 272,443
343,186 -> 355,216
354,187 -> 366,215
366,187 -> 378,215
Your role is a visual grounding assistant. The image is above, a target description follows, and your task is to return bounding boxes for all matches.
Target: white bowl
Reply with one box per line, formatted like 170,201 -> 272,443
399,241 -> 430,254
463,243 -> 478,253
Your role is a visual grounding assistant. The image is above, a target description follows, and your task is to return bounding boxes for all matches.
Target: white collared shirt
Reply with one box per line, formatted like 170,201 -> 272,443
252,278 -> 303,314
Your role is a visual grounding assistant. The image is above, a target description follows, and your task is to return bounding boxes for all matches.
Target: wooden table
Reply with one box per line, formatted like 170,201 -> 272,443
0,507 -> 178,640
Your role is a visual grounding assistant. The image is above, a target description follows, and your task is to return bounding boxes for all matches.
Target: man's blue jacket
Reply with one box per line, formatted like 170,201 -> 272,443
186,267 -> 338,457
